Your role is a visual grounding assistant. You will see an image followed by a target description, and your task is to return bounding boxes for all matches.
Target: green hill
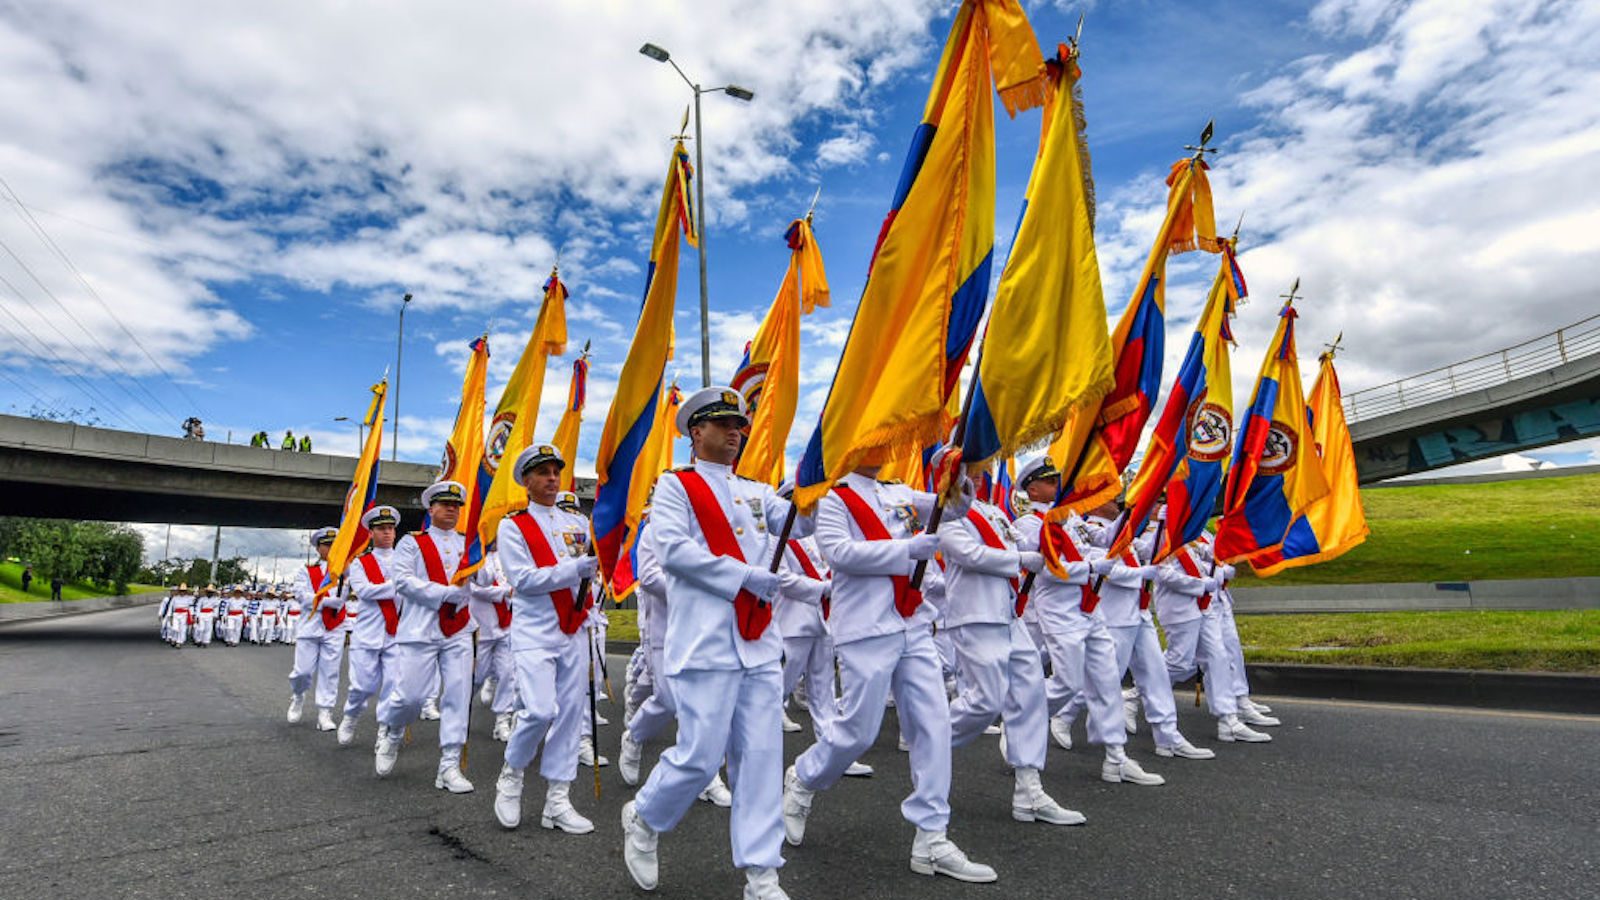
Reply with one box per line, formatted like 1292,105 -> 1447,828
0,561 -> 159,604
1231,471 -> 1600,586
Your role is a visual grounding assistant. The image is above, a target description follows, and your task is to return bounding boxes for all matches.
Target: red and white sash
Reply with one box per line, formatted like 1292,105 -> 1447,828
356,553 -> 400,636
414,533 -> 472,637
833,484 -> 922,618
509,512 -> 588,635
1174,547 -> 1213,611
964,509 -> 1024,617
788,539 -> 830,620
675,470 -> 770,640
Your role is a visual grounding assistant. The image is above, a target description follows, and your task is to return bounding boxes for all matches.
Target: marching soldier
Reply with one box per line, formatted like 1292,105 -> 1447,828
1213,562 -> 1280,727
339,505 -> 403,746
938,483 -> 1084,826
621,387 -> 805,899
490,443 -> 597,833
1011,457 -> 1165,787
222,585 -> 247,646
373,481 -> 496,792
165,584 -> 194,646
287,528 -> 348,731
193,585 -> 218,647
781,451 -> 999,884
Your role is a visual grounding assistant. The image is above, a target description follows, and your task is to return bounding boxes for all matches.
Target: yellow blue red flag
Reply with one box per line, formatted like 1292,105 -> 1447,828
1214,299 -> 1330,562
794,0 -> 1047,510
611,381 -> 681,602
432,335 -> 488,534
551,351 -> 588,493
316,379 -> 386,600
1249,350 -> 1369,575
593,139 -> 695,586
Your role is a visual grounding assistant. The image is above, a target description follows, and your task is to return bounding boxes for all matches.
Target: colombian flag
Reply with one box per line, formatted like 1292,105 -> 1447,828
1046,155 -> 1220,517
593,139 -> 695,588
976,457 -> 1018,519
1109,241 -> 1244,560
793,0 -> 1047,510
961,43 -> 1112,467
456,270 -> 568,582
1214,300 -> 1330,563
1249,351 -> 1369,575
611,381 -> 681,603
552,352 -> 588,493
434,336 -> 488,534
733,215 -> 829,486
316,379 -> 386,600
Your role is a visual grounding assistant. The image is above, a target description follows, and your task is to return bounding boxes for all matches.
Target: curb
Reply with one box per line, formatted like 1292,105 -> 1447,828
1242,663 -> 1600,715
0,592 -> 165,626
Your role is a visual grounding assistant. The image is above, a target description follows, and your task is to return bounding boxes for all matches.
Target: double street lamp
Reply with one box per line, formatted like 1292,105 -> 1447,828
639,42 -> 754,388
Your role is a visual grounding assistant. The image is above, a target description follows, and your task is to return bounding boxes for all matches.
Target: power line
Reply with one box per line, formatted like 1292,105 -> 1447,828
0,273 -> 140,428
0,177 -> 209,418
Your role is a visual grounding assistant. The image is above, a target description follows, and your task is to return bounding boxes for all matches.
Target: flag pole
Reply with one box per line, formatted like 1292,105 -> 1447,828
908,353 -> 983,590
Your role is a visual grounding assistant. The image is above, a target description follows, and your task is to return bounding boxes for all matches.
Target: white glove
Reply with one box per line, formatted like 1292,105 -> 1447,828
906,533 -> 941,561
742,567 -> 781,601
574,556 -> 599,581
1088,558 -> 1116,577
1202,577 -> 1219,593
1220,564 -> 1237,581
449,586 -> 471,611
1019,551 -> 1045,573
320,595 -> 344,611
777,568 -> 803,593
945,475 -> 975,519
1138,566 -> 1159,581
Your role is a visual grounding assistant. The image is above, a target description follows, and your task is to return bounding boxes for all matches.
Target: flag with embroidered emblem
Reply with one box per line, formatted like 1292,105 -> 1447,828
593,139 -> 696,588
552,351 -> 589,493
316,379 -> 386,600
611,381 -> 682,603
432,336 -> 489,534
793,0 -> 1048,510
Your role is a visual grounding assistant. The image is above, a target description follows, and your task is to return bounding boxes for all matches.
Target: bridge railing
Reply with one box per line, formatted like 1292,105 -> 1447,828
1343,314 -> 1600,423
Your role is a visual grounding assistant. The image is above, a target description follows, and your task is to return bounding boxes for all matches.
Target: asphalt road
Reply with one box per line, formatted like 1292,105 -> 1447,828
1,607 -> 1596,900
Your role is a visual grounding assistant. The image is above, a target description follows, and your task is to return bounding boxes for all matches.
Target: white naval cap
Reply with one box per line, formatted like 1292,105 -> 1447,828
513,442 -> 565,481
555,490 -> 580,512
310,526 -> 338,546
360,505 -> 400,529
1017,455 -> 1061,488
421,480 -> 468,507
676,385 -> 748,436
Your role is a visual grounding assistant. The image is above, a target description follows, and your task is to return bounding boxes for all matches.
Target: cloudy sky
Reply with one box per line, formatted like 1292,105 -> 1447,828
1,0 -> 1596,565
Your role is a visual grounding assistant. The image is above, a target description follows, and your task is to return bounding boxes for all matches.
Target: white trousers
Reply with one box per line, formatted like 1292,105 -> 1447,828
472,636 -> 517,715
280,616 -> 298,644
634,663 -> 785,870
628,643 -> 677,745
222,613 -> 245,645
343,644 -> 399,719
1215,601 -> 1252,699
165,612 -> 189,644
1041,614 -> 1126,748
1105,621 -> 1182,746
793,627 -> 952,832
948,619 -> 1048,770
289,634 -> 344,710
193,612 -> 215,645
1162,613 -> 1239,718
781,634 -> 839,740
625,644 -> 654,712
378,640 -> 474,751
504,635 -> 586,783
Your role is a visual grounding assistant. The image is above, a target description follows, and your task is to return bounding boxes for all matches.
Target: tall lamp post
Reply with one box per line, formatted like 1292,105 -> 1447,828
639,42 -> 754,388
333,415 -> 363,456
392,292 -> 412,460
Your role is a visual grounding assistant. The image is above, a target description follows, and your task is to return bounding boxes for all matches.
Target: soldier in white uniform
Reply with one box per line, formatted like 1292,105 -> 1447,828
259,588 -> 282,643
1211,558 -> 1280,727
1153,531 -> 1272,744
781,454 -> 998,884
490,444 -> 597,833
338,505 -> 403,746
621,387 -> 807,900
281,584 -> 301,644
193,585 -> 218,647
938,491 -> 1084,826
1011,457 -> 1165,787
373,481 -> 497,792
470,547 -> 518,742
287,528 -> 348,732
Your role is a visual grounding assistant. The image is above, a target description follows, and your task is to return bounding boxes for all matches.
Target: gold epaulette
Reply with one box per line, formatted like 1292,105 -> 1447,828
671,464 -> 694,473
878,478 -> 904,486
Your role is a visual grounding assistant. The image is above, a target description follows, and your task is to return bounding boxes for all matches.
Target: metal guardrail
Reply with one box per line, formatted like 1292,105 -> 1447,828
1342,314 -> 1600,423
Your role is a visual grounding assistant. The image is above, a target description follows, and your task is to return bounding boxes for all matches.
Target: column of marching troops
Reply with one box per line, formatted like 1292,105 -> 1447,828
155,387 -> 1284,900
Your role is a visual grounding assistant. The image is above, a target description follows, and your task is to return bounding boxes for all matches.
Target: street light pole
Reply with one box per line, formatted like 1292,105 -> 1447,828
392,292 -> 412,460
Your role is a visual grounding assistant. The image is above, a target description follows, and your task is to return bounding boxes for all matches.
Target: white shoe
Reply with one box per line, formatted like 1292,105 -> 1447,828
1241,696 -> 1272,715
1218,716 -> 1272,743
1238,707 -> 1281,727
621,801 -> 659,890
897,734 -> 909,752
492,712 -> 514,742
336,716 -> 357,747
781,711 -> 802,733
494,764 -> 524,829
782,766 -> 813,847
983,723 -> 1002,735
420,699 -> 442,721
1155,738 -> 1216,760
315,708 -> 336,732
698,773 -> 732,807
619,731 -> 643,786
541,781 -> 594,834
435,763 -> 475,793
579,736 -> 609,768
374,726 -> 399,777
910,830 -> 997,883
479,678 -> 496,706
1049,716 -> 1073,750
1012,768 -> 1086,825
743,866 -> 789,900
844,761 -> 874,777
286,694 -> 304,724
1102,755 -> 1165,786
594,713 -> 610,727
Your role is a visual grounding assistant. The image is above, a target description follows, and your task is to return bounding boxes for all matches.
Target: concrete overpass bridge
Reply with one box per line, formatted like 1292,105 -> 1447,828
1347,314 -> 1600,482
0,413 -> 595,528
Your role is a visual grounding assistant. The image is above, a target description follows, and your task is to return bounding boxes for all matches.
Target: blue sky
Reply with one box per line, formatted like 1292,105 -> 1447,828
1,0 -> 1597,562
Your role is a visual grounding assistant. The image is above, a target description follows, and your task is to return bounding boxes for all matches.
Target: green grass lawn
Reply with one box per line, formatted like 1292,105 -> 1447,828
1236,609 -> 1600,672
606,608 -> 639,644
0,561 -> 161,604
1231,472 -> 1600,586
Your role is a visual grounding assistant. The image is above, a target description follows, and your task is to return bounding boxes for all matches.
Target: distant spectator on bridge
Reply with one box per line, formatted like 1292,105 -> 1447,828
250,431 -> 267,448
20,566 -> 32,594
299,435 -> 313,452
182,417 -> 205,441
282,430 -> 296,450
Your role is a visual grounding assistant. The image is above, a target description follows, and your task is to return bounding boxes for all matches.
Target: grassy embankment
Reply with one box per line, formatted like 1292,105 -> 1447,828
0,561 -> 161,604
